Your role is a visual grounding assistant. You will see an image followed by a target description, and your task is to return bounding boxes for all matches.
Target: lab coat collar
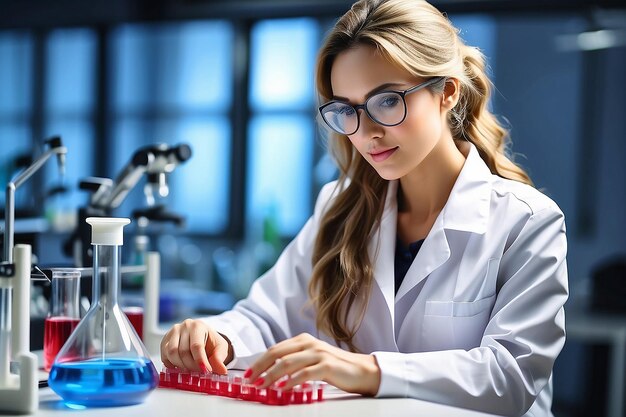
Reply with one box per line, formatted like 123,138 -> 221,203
439,142 -> 493,235
386,142 -> 493,238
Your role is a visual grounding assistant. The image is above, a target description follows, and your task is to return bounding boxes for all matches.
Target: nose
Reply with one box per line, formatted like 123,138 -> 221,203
352,107 -> 383,139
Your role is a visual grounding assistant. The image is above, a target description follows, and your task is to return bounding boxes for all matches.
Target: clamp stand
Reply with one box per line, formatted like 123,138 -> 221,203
0,245 -> 38,414
143,252 -> 166,357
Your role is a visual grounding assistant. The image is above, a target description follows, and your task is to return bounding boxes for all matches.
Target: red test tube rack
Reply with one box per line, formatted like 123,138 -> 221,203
158,367 -> 325,406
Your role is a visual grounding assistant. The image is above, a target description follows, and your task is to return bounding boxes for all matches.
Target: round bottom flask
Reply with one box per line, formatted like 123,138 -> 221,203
48,218 -> 158,407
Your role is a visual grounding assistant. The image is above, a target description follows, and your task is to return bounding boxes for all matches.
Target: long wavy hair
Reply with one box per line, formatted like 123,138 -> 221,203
309,0 -> 533,352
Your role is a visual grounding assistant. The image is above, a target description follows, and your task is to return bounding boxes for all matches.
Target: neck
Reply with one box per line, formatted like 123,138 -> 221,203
398,137 -> 467,221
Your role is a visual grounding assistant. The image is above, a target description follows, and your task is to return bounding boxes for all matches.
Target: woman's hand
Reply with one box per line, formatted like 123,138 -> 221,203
244,333 -> 380,396
160,319 -> 233,374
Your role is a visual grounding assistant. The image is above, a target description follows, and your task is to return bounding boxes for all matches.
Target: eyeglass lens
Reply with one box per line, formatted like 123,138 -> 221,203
321,91 -> 406,135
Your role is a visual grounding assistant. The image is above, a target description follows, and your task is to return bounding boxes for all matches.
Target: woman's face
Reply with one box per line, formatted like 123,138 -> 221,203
330,45 -> 447,180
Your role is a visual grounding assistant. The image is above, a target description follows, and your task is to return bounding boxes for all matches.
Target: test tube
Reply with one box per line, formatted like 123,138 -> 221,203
231,376 -> 242,398
219,374 -> 229,396
316,382 -> 325,401
190,371 -> 201,392
302,383 -> 313,403
199,374 -> 211,394
293,385 -> 304,404
180,371 -> 191,386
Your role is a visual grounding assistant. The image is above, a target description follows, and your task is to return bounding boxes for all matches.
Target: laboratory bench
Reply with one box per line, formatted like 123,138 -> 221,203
29,385 -> 500,417
15,353 -> 501,417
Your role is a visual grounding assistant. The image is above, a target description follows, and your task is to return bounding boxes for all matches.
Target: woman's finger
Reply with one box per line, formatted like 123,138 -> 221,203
206,331 -> 229,375
188,323 -> 211,372
178,320 -> 201,370
161,355 -> 176,369
247,335 -> 313,381
280,363 -> 326,390
163,325 -> 185,368
255,350 -> 319,388
160,329 -> 173,367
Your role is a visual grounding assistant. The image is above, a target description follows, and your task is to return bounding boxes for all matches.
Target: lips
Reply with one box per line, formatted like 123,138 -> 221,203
369,146 -> 398,162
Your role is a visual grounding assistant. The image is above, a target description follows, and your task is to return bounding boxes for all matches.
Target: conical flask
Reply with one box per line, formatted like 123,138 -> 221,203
48,217 -> 158,407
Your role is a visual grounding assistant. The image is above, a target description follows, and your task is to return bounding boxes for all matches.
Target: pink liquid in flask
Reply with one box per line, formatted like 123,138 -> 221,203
44,316 -> 80,371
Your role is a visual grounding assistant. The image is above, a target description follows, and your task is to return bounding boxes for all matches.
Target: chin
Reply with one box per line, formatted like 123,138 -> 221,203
373,166 -> 403,181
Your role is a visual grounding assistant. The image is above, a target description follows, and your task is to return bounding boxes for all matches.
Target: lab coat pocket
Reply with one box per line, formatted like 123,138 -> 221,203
422,294 -> 496,351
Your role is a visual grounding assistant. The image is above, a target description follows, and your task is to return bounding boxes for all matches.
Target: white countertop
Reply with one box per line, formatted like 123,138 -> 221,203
31,385 -> 499,417
14,351 -> 501,417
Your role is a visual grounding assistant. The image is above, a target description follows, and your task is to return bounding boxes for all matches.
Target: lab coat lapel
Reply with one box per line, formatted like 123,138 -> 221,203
395,213 -> 451,301
369,181 -> 398,329
394,143 -> 491,301
366,143 -> 492,330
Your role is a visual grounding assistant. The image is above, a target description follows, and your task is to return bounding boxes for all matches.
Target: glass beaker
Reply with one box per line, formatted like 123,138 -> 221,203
43,269 -> 81,371
48,218 -> 158,407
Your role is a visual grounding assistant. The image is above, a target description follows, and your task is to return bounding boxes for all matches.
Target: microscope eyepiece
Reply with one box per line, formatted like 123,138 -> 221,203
45,135 -> 66,178
45,136 -> 63,149
174,144 -> 192,162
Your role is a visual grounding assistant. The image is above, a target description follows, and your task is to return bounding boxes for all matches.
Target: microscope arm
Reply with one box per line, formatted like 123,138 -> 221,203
3,138 -> 67,264
90,143 -> 191,211
91,150 -> 153,209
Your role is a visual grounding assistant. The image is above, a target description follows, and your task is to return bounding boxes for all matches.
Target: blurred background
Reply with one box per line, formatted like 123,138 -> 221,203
0,0 -> 624,415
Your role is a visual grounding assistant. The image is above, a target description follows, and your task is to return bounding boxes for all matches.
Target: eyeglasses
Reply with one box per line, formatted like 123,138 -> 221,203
318,76 -> 445,136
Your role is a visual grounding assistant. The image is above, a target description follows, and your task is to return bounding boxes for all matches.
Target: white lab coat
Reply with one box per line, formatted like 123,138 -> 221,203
203,143 -> 568,417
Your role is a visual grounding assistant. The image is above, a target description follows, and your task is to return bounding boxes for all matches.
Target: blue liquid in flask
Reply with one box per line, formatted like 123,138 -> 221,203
48,358 -> 158,407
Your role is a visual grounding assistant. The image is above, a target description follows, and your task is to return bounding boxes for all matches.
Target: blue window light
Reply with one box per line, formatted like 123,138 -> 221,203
111,22 -> 233,233
249,18 -> 318,111
247,19 -> 320,237
246,115 -> 314,237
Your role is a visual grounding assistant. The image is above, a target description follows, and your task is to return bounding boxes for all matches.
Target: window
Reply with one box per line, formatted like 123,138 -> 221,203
43,29 -> 96,212
247,116 -> 314,236
0,32 -> 33,208
110,22 -> 234,233
449,15 -> 498,110
247,18 -> 319,237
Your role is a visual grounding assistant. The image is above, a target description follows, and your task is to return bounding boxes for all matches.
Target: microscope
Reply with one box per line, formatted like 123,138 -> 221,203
66,143 -> 192,267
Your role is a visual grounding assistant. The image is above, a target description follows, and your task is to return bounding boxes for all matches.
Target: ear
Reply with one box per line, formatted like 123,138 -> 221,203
441,78 -> 461,111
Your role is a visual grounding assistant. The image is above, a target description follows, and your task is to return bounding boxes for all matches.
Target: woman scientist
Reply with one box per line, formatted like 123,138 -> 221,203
160,0 -> 569,415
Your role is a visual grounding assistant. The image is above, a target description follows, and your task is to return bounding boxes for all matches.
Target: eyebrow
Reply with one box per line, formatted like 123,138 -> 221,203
331,82 -> 405,102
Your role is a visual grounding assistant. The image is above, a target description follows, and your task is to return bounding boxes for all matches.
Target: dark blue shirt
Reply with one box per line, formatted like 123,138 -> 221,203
394,237 -> 425,295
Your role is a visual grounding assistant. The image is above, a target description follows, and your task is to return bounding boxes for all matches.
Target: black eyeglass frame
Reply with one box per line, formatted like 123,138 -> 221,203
318,76 -> 446,135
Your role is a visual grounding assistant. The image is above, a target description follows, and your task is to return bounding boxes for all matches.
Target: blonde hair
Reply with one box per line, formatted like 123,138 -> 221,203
309,0 -> 533,352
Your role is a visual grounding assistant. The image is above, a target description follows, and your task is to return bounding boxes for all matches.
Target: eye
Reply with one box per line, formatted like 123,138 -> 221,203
369,92 -> 402,110
379,95 -> 400,107
337,106 -> 356,116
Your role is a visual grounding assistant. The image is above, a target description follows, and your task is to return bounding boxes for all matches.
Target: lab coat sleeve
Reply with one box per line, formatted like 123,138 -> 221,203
200,182 -> 339,370
372,206 -> 569,416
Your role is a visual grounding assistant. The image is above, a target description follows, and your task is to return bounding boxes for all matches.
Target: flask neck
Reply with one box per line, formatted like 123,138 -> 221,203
92,244 -> 121,307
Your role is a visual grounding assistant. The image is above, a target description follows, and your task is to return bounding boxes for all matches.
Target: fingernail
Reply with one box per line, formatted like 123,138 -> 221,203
244,369 -> 252,378
277,380 -> 287,388
200,364 -> 209,373
253,377 -> 265,386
